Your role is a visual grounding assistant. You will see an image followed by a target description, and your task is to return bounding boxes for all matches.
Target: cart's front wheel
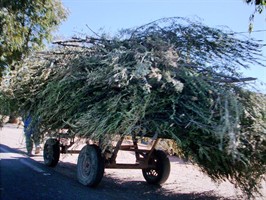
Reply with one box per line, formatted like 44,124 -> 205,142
77,144 -> 104,187
142,150 -> 170,185
43,138 -> 60,167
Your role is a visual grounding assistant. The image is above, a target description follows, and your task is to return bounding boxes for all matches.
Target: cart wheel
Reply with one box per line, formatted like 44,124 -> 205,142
142,150 -> 170,185
43,138 -> 60,167
77,144 -> 104,187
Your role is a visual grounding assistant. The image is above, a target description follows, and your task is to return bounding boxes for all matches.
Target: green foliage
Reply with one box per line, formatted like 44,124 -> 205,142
246,0 -> 266,7
2,17 -> 266,198
245,0 -> 266,31
0,0 -> 67,79
0,90 -> 17,115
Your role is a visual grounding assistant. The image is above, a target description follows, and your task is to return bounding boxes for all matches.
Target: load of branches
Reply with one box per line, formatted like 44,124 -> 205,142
1,17 -> 265,198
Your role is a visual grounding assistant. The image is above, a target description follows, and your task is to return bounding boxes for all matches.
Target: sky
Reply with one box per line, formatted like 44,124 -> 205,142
56,0 -> 266,92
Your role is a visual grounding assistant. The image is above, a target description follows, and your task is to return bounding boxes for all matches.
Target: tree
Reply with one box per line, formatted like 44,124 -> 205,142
245,0 -> 266,31
0,0 -> 67,80
245,0 -> 266,8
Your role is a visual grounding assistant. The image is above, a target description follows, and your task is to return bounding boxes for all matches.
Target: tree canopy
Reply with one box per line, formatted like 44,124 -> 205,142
246,0 -> 266,9
0,0 -> 67,79
245,0 -> 266,31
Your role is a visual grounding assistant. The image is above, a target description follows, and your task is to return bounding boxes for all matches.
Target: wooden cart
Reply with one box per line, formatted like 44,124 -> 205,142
43,133 -> 170,187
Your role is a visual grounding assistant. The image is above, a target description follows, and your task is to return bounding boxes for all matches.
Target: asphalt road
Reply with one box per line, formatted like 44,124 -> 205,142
0,144 -> 224,200
0,144 -> 115,200
2,124 -> 265,200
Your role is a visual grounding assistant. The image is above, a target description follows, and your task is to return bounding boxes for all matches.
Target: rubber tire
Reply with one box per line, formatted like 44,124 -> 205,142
43,138 -> 60,167
142,150 -> 170,185
77,144 -> 104,187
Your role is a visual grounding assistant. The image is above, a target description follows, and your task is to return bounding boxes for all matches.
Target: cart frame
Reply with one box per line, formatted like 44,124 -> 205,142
43,132 -> 171,187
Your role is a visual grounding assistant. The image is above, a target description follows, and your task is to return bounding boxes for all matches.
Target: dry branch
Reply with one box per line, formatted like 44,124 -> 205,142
1,17 -> 265,199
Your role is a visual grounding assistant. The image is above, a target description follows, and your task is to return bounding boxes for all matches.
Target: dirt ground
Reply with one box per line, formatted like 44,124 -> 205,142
1,123 -> 265,200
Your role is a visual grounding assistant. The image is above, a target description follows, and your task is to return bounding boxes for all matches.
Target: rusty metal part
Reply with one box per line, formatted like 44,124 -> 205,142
105,136 -> 159,169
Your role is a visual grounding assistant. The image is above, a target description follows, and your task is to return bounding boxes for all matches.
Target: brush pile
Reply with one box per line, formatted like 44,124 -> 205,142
1,17 -> 265,198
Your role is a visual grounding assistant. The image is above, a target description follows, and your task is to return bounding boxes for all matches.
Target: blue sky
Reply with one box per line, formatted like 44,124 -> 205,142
56,0 -> 265,92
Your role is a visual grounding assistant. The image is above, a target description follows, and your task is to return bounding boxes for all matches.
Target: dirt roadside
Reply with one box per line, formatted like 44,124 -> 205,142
1,124 -> 265,200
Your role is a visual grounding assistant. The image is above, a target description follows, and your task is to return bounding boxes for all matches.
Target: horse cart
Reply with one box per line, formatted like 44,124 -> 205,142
43,131 -> 171,187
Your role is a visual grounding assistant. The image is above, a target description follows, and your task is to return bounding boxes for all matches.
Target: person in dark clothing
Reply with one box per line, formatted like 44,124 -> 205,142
23,115 -> 41,156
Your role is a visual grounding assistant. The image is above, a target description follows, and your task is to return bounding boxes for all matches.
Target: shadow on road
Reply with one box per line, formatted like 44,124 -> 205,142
0,143 -> 233,200
53,160 -> 232,200
100,177 -> 226,200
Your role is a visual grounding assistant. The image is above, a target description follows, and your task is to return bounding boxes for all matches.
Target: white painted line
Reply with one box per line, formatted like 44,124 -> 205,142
0,146 -> 22,159
0,146 -> 9,153
19,159 -> 45,173
0,146 -> 25,160
0,146 -> 50,175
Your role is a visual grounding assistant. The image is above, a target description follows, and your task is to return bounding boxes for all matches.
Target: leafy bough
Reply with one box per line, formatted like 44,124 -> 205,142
2,17 -> 265,198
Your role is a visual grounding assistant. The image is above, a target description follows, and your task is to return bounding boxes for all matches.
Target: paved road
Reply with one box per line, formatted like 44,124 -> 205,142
0,124 -> 222,200
0,144 -> 115,200
2,124 -> 265,200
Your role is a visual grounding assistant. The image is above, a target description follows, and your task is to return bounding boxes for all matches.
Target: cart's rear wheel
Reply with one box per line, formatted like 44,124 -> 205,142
77,144 -> 104,187
43,138 -> 60,167
142,150 -> 170,185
